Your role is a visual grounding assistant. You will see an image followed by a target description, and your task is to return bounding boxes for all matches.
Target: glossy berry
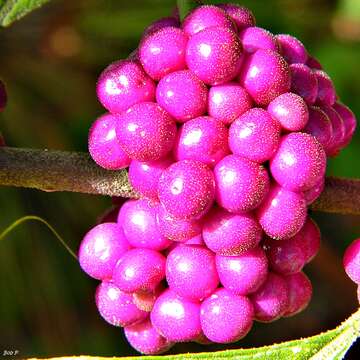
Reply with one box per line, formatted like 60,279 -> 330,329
113,248 -> 166,293
303,177 -> 325,205
208,82 -> 253,124
158,160 -> 215,220
314,70 -> 336,106
78,222 -> 131,280
216,247 -> 268,295
267,92 -> 309,132
290,63 -> 318,104
139,27 -> 188,80
186,26 -> 243,85
343,238 -> 360,284
151,289 -> 202,342
218,4 -> 255,31
166,244 -> 219,301
250,272 -> 289,322
95,281 -> 147,327
202,207 -> 262,255
143,16 -> 180,37
239,49 -> 291,105
88,113 -> 130,170
116,102 -> 176,161
270,132 -> 327,192
0,79 -> 7,112
276,34 -> 308,64
156,70 -> 208,122
239,27 -> 279,53
333,102 -> 357,147
96,60 -> 156,114
174,116 -> 229,167
200,288 -> 254,343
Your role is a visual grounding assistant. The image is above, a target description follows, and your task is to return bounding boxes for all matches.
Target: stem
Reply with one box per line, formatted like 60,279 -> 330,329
0,147 -> 359,215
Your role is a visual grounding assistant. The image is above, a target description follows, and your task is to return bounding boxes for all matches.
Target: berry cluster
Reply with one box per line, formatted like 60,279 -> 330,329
82,3 -> 357,355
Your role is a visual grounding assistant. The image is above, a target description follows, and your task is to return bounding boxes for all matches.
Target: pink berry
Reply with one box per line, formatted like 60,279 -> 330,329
139,27 -> 188,81
128,158 -> 173,200
95,281 -> 147,327
314,70 -> 336,106
218,4 -> 255,31
116,102 -> 176,161
303,177 -> 325,205
125,319 -> 173,355
166,244 -> 219,301
200,288 -> 254,343
185,234 -> 205,246
186,26 -> 243,85
276,34 -> 308,64
143,16 -> 180,37
333,102 -> 357,147
267,92 -> 309,132
239,27 -> 279,53
290,63 -> 318,104
78,222 -> 131,280
151,289 -> 202,342
156,70 -> 208,122
306,55 -> 323,70
344,238 -> 360,284
113,248 -> 166,293
214,155 -> 270,213
229,108 -> 281,163
174,116 -> 229,167
270,132 -> 327,192
239,49 -> 291,106
250,272 -> 289,322
182,5 -> 235,36
216,247 -> 268,295
208,82 -> 253,125
118,199 -> 171,251
283,272 -> 312,317
158,160 -> 215,220
203,207 -> 262,255
88,113 -> 131,170
96,60 -> 156,114
257,185 -> 307,240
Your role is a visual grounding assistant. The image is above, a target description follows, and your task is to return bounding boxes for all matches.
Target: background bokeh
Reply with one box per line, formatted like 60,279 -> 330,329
0,0 -> 360,358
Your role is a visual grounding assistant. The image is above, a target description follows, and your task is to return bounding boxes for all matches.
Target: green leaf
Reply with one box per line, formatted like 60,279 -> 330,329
0,0 -> 51,27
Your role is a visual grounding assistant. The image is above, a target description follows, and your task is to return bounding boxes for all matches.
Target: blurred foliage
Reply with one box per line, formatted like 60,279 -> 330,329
0,0 -> 360,358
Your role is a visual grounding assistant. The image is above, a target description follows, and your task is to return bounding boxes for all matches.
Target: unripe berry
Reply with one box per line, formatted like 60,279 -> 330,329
239,27 -> 279,53
343,238 -> 360,284
218,4 -> 256,31
276,34 -> 308,64
333,102 -> 357,148
0,79 -> 7,111
314,70 -> 336,106
143,16 -> 180,37
290,63 -> 318,104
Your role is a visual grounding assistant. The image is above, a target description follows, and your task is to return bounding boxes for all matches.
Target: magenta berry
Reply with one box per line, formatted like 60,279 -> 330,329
186,26 -> 243,85
139,27 -> 188,80
143,16 -> 180,37
174,116 -> 229,167
158,160 -> 215,220
96,60 -> 156,114
200,288 -> 254,343
343,238 -> 360,284
290,63 -> 318,104
113,248 -> 166,293
78,222 -> 131,280
276,34 -> 308,64
208,82 -> 253,125
239,49 -> 291,106
95,282 -> 147,327
218,4 -> 255,31
333,102 -> 357,147
156,70 -> 208,122
0,79 -> 7,112
216,247 -> 268,295
151,289 -> 202,342
116,102 -> 176,161
185,234 -> 205,246
267,92 -> 309,132
314,70 -> 336,106
229,108 -> 281,163
239,27 -> 279,53
166,244 -> 219,301
202,207 -> 262,255
303,177 -> 325,205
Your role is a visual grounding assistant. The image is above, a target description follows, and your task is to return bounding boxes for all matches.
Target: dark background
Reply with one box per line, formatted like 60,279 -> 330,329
0,0 -> 360,358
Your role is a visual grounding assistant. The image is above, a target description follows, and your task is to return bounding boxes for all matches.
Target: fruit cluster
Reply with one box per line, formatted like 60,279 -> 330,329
81,3 -> 357,355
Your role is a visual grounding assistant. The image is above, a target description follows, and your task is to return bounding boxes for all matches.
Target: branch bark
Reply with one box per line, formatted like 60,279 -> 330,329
0,147 -> 359,215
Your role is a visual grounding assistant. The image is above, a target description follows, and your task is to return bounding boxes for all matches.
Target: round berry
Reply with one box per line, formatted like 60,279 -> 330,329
96,60 -> 156,114
113,248 -> 166,293
344,238 -> 360,284
276,34 -> 308,64
174,116 -> 229,167
214,155 -> 270,213
229,108 -> 281,162
0,79 -> 7,112
216,247 -> 268,295
95,281 -> 147,327
139,27 -> 188,80
78,223 -> 131,280
270,132 -> 327,192
200,288 -> 254,343
239,49 -> 291,106
186,26 -> 243,85
218,4 -> 255,31
166,244 -> 219,301
151,289 -> 202,342
290,63 -> 318,104
314,70 -> 336,106
208,82 -> 253,124
203,207 -> 262,255
158,160 -> 215,220
303,177 -> 325,205
239,27 -> 279,53
333,102 -> 357,148
156,70 -> 208,122
116,102 -> 176,161
306,56 -> 323,70
143,16 -> 180,37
